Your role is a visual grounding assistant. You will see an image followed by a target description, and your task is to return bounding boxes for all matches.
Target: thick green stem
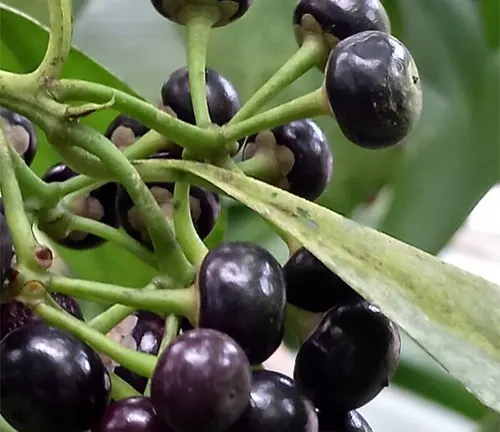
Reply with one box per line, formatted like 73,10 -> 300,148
0,126 -> 39,269
48,276 -> 198,321
32,302 -> 157,378
110,373 -> 141,401
222,88 -> 329,143
230,36 -> 327,124
34,0 -> 73,80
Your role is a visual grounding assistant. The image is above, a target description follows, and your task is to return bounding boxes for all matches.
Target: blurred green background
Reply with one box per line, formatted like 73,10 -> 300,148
0,0 -> 499,430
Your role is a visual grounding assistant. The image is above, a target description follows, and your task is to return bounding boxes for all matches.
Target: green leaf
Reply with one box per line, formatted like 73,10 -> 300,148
0,5 -> 155,287
0,0 -> 87,24
479,411 -> 500,432
157,159 -> 500,412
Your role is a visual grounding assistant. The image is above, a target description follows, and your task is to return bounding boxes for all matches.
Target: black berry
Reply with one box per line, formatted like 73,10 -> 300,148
0,324 -> 111,432
105,114 -> 150,151
0,293 -> 83,341
318,409 -> 372,432
0,211 -> 13,289
293,0 -> 390,50
151,328 -> 252,432
294,301 -> 401,412
284,247 -> 364,312
42,163 -> 119,249
0,106 -> 37,166
242,120 -> 333,201
227,369 -> 318,432
150,0 -> 253,27
115,182 -> 220,248
324,31 -> 422,148
198,241 -> 286,364
92,396 -> 171,432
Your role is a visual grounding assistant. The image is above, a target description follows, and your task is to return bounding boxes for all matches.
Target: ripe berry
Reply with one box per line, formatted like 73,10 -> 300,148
0,293 -> 83,340
227,370 -> 319,432
318,409 -> 372,432
105,114 -> 150,151
42,163 -> 118,249
93,396 -> 171,432
115,182 -> 220,248
324,30 -> 422,148
242,120 -> 333,201
198,241 -> 287,364
293,0 -> 390,50
0,106 -> 37,166
0,324 -> 111,432
150,0 -> 253,27
151,328 -> 252,432
161,66 -> 241,127
294,301 -> 401,412
104,311 -> 165,393
0,212 -> 13,288
283,247 -> 363,312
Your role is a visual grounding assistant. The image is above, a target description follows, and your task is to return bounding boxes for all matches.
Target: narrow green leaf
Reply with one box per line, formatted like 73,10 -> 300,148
159,159 -> 500,412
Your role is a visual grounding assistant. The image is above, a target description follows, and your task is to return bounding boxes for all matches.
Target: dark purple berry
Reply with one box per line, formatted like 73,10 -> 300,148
318,409 -> 372,432
0,106 -> 37,166
198,241 -> 286,364
242,120 -> 333,201
324,31 -> 422,148
0,295 -> 83,341
150,0 -> 253,27
42,163 -> 118,249
105,114 -> 150,150
0,324 -> 111,432
151,328 -> 252,432
105,311 -> 165,394
227,370 -> 318,432
0,212 -> 13,288
115,182 -> 220,248
293,0 -> 390,50
284,247 -> 363,312
294,301 -> 401,412
92,396 -> 171,432
0,197 -> 5,215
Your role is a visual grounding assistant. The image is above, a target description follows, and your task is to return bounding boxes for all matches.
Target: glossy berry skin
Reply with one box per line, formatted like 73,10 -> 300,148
115,182 -> 220,248
227,370 -> 319,432
107,311 -> 165,394
198,242 -> 286,364
151,328 -> 252,432
318,410 -> 372,432
105,114 -> 150,150
150,0 -> 252,27
325,31 -> 422,149
284,247 -> 363,312
161,66 -> 241,127
0,293 -> 83,340
0,212 -> 13,288
243,120 -> 333,201
43,163 -> 118,249
293,0 -> 390,49
0,324 -> 111,432
0,106 -> 37,166
294,301 -> 401,412
93,397 -> 171,432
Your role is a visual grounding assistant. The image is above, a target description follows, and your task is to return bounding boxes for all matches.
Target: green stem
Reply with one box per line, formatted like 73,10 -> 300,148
0,125 -> 39,269
48,276 -> 198,321
34,0 -> 73,80
52,80 -> 225,155
110,373 -> 141,401
222,88 -> 329,143
33,302 -> 157,378
0,415 -> 16,432
237,150 -> 281,183
229,36 -> 327,124
67,215 -> 158,269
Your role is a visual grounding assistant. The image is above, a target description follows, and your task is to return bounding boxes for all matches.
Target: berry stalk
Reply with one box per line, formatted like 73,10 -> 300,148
229,36 -> 328,124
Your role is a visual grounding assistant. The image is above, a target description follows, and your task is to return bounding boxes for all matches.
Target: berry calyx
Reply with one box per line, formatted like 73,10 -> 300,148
0,324 -> 111,432
0,211 -> 13,289
318,409 -> 372,432
294,301 -> 401,411
283,247 -> 364,312
0,106 -> 38,166
227,369 -> 319,432
198,241 -> 287,364
93,396 -> 171,432
324,30 -> 422,148
105,114 -> 150,151
151,328 -> 252,432
242,119 -> 333,201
